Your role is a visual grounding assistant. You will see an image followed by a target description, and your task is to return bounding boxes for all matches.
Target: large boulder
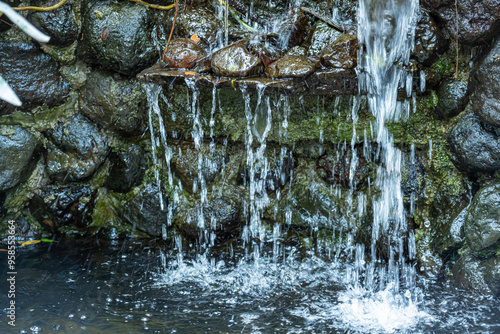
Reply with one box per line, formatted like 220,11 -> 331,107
79,70 -> 147,135
28,0 -> 79,47
470,39 -> 500,127
422,0 -> 500,45
464,182 -> 500,257
0,41 -> 70,114
0,126 -> 40,191
447,111 -> 500,172
79,0 -> 157,75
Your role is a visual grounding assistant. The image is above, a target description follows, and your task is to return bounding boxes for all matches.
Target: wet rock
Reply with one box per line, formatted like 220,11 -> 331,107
212,41 -> 263,77
79,70 -> 147,135
105,145 -> 146,193
483,256 -> 500,297
285,46 -> 307,57
306,68 -> 358,95
45,114 -> 109,182
119,183 -> 168,236
45,144 -> 103,182
79,0 -> 157,75
412,10 -> 447,65
316,149 -> 373,189
0,41 -> 69,114
45,114 -> 109,159
470,39 -> 500,127
422,0 -> 500,45
319,34 -> 358,69
447,111 -> 500,172
33,185 -> 94,229
452,251 -> 492,294
278,7 -> 310,49
176,7 -> 223,46
265,56 -> 316,78
181,197 -> 241,243
171,143 -> 226,193
0,126 -> 40,191
162,38 -> 208,69
27,0 -> 79,46
305,21 -> 342,59
464,182 -> 500,258
434,79 -> 468,119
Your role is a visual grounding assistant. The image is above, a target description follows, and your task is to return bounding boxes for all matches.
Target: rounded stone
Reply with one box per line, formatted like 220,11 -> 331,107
319,34 -> 358,69
0,126 -> 40,191
162,38 -> 208,69
470,38 -> 500,127
265,56 -> 316,78
212,42 -> 263,77
435,79 -> 468,119
79,1 -> 157,75
447,111 -> 500,172
464,182 -> 500,257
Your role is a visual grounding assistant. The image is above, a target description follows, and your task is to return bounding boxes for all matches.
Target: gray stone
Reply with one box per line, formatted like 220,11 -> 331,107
0,126 -> 40,191
212,41 -> 263,77
422,0 -> 500,45
447,111 -> 500,172
305,21 -> 342,59
79,70 -> 147,135
119,183 -> 169,236
470,38 -> 500,127
265,56 -> 316,78
79,0 -> 157,75
176,7 -> 223,46
412,9 -> 447,65
483,256 -> 500,297
435,78 -> 469,119
45,144 -> 102,182
45,114 -> 109,159
452,251 -> 492,295
465,182 -> 500,257
0,41 -> 70,114
105,145 -> 146,193
28,0 -> 79,46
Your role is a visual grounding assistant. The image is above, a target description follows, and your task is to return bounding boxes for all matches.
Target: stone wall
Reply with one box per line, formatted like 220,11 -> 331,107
0,0 -> 499,296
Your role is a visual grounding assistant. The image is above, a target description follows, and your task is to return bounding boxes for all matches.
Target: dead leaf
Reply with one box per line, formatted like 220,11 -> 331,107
43,219 -> 54,227
102,27 -> 110,42
184,71 -> 196,76
20,240 -> 41,247
190,33 -> 199,43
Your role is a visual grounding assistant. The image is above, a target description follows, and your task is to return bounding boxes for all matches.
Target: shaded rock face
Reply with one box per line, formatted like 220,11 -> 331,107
470,38 -> 500,127
28,0 -> 79,46
435,79 -> 468,119
316,149 -> 373,189
447,111 -> 500,172
464,182 -> 500,258
182,197 -> 241,244
278,7 -> 310,49
320,34 -> 358,69
0,41 -> 69,114
212,42 -> 263,77
119,183 -> 168,236
79,70 -> 147,135
31,185 -> 95,229
412,9 -> 447,65
483,256 -> 500,297
265,56 -> 316,78
105,145 -> 146,193
162,38 -> 208,69
306,21 -> 342,58
44,114 -> 109,181
0,126 -> 40,192
422,0 -> 500,45
176,7 -> 222,46
79,0 -> 157,75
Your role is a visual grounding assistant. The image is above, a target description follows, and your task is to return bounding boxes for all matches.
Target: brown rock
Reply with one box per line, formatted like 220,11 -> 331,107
265,56 -> 316,78
212,41 -> 263,77
162,38 -> 207,69
320,34 -> 358,69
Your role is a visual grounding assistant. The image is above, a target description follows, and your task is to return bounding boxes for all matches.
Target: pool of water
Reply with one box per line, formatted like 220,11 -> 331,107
1,239 -> 498,333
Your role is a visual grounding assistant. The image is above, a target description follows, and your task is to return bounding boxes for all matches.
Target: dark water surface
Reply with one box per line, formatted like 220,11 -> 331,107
0,240 -> 498,333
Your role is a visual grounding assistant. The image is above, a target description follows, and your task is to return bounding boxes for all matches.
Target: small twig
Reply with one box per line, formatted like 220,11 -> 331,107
128,0 -> 175,11
301,6 -> 349,33
13,0 -> 68,12
162,0 -> 179,60
455,0 -> 459,80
